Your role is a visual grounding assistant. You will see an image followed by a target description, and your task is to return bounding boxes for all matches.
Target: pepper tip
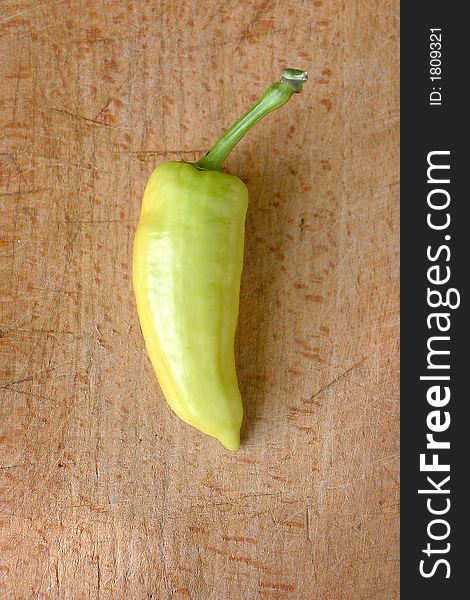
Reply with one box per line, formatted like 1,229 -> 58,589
218,430 -> 241,452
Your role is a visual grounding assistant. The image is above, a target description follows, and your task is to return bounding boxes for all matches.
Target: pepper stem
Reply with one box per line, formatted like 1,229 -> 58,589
194,68 -> 308,171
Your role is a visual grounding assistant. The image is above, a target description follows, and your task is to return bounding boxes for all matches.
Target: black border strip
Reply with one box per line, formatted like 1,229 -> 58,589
401,3 -> 467,597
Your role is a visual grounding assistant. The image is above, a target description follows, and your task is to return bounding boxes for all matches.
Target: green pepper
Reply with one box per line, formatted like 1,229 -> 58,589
133,69 -> 308,450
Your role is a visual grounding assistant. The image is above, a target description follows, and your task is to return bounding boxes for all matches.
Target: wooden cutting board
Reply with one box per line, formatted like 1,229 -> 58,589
1,1 -> 399,598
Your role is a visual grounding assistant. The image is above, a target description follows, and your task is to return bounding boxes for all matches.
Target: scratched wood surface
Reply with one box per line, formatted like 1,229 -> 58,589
1,1 -> 399,598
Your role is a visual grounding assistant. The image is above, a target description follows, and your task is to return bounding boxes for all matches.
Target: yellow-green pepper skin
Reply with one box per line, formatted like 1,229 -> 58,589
132,69 -> 307,450
133,161 -> 248,450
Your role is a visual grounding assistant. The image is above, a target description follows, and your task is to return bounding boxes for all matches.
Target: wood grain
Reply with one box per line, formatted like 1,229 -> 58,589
1,1 -> 399,598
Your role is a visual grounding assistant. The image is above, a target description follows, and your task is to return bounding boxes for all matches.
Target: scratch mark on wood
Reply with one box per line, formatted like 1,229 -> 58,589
0,189 -> 48,197
55,562 -> 60,594
97,555 -> 101,599
306,507 -> 312,542
308,357 -> 368,400
51,107 -> 121,129
222,535 -> 256,544
204,546 -> 272,573
1,376 -> 33,388
279,520 -> 305,529
0,1 -> 65,25
259,581 -> 296,592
